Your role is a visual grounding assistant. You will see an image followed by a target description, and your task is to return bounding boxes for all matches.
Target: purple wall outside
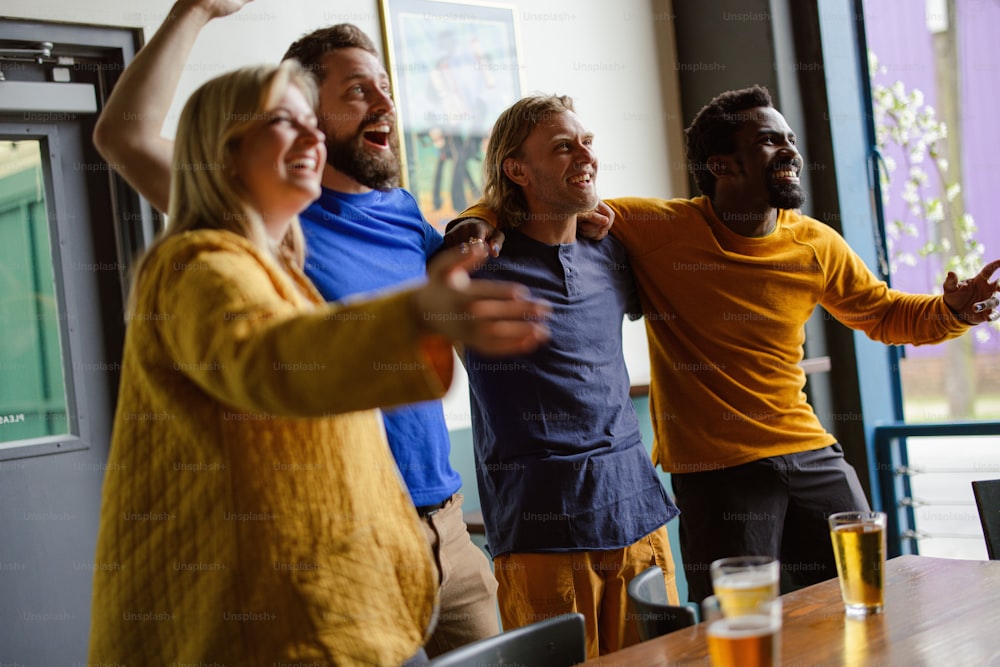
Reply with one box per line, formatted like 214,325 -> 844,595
863,0 -> 1000,356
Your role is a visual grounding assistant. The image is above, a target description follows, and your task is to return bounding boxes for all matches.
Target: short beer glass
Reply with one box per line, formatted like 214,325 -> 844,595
828,511 -> 886,618
703,595 -> 781,667
710,556 -> 780,618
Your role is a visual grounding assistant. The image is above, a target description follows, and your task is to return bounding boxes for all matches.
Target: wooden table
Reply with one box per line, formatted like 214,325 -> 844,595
579,556 -> 1000,666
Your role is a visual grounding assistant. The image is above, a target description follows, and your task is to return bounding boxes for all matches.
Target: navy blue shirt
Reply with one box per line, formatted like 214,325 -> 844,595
465,228 -> 678,555
300,187 -> 461,507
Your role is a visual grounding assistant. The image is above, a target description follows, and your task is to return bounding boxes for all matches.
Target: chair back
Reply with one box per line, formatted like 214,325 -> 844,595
972,479 -> 1000,560
627,565 -> 697,642
426,612 -> 586,667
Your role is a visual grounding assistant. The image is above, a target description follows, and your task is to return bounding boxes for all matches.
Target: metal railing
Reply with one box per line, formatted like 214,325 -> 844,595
873,421 -> 1000,557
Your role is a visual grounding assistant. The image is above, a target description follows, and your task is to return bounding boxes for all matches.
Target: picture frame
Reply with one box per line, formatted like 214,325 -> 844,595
379,0 -> 524,230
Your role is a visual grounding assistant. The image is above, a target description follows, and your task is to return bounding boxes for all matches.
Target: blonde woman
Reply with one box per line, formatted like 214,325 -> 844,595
87,61 -> 548,666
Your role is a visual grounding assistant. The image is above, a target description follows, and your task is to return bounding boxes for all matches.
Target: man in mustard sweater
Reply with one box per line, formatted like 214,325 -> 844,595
452,85 -> 1000,603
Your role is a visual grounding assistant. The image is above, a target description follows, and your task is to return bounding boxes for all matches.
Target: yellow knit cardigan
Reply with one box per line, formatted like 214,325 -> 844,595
88,230 -> 448,666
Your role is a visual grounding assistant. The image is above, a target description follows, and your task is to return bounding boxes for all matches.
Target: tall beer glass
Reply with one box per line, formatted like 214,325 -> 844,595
828,511 -> 886,617
710,556 -> 779,617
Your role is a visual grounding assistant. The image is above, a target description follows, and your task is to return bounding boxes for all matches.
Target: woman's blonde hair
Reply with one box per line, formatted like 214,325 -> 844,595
128,61 -> 318,313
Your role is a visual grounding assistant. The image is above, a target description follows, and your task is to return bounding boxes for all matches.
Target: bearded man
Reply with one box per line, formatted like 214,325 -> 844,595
92,2 -> 501,658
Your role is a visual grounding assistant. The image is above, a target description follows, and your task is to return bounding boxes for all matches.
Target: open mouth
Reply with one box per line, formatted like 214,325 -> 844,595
569,172 -> 593,187
363,124 -> 391,148
771,161 -> 800,183
287,156 -> 318,172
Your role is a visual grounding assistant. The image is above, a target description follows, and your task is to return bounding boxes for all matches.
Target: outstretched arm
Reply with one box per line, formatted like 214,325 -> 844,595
155,236 -> 550,416
942,258 -> 1000,324
415,241 -> 549,356
92,0 -> 254,212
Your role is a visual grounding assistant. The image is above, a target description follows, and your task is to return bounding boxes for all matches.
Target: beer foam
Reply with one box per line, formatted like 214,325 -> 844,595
708,615 -> 778,638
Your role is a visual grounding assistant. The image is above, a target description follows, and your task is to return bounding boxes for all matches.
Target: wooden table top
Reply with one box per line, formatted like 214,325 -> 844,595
579,555 -> 1000,666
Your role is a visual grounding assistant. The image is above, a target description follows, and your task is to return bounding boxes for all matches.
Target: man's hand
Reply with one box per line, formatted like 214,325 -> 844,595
442,218 -> 505,257
177,0 -> 254,19
577,200 -> 614,240
92,0 -> 258,213
414,242 -> 550,356
943,258 -> 1000,324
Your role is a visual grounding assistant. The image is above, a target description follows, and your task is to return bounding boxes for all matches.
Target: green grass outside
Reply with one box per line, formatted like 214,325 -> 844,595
903,393 -> 1000,423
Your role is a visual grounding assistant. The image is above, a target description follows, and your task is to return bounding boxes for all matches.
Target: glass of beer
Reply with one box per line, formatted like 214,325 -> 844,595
703,595 -> 781,667
710,556 -> 780,617
828,511 -> 886,618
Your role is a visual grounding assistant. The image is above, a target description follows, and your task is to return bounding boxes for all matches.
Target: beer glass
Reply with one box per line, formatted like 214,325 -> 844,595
703,595 -> 781,667
710,556 -> 779,617
828,511 -> 886,617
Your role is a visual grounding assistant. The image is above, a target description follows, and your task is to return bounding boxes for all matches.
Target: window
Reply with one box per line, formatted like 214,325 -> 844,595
864,0 -> 1000,422
0,140 -> 70,446
861,0 -> 1000,560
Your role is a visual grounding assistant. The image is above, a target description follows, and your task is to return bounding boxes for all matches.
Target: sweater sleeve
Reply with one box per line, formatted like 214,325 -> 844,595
455,198 -> 679,247
142,233 -> 451,418
451,201 -> 498,230
602,197 -> 691,256
817,228 -> 970,345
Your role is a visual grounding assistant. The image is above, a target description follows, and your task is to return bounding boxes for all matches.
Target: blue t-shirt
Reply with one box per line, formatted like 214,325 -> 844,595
465,229 -> 679,556
300,187 -> 461,507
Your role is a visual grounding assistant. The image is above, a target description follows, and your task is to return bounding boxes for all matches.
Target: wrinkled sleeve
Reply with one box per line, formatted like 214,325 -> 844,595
603,197 -> 679,257
451,201 -> 499,231
144,237 -> 451,417
818,230 -> 970,345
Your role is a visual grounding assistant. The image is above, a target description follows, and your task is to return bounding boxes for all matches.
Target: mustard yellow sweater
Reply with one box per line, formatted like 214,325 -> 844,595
607,196 -> 971,472
88,230 -> 449,666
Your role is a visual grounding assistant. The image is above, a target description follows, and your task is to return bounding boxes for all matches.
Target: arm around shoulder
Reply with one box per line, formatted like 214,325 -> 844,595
443,202 -> 505,255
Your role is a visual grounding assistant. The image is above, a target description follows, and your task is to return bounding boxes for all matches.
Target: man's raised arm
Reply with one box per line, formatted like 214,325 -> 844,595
92,0 -> 253,212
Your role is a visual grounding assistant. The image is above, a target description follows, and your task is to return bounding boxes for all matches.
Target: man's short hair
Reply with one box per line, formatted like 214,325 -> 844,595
282,24 -> 379,81
685,85 -> 773,197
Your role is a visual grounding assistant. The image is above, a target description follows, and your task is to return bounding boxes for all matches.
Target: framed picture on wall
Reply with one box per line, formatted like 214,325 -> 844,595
379,0 -> 523,230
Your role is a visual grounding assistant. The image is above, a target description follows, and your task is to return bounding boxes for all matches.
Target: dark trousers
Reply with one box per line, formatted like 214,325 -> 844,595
671,444 -> 870,603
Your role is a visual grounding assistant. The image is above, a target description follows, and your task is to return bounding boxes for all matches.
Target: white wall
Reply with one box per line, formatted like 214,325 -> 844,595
2,0 -> 685,195
1,0 -> 684,422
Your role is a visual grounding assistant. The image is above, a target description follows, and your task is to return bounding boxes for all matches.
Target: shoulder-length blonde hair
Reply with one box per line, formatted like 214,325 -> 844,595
482,94 -> 575,229
128,61 -> 318,312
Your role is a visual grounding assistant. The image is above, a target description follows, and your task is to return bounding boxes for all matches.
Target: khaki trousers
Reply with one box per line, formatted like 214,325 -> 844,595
419,493 -> 500,657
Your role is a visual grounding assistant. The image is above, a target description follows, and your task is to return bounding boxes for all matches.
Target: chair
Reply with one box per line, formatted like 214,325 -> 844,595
972,479 -> 1000,560
426,612 -> 586,667
627,565 -> 697,641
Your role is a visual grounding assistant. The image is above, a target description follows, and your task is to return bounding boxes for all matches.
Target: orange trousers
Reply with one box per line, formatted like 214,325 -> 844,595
493,525 -> 677,658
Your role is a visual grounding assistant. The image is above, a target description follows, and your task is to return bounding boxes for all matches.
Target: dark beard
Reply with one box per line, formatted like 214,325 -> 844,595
325,131 -> 401,191
769,182 -> 805,209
